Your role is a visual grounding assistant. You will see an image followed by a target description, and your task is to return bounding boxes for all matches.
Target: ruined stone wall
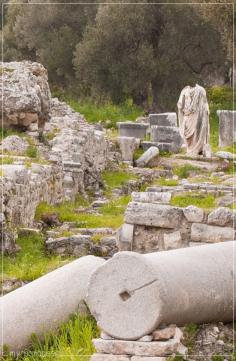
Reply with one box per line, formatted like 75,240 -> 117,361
117,186 -> 235,253
1,163 -> 64,228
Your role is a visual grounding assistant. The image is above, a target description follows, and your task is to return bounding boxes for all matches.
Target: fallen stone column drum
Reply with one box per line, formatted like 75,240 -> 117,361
87,242 -> 235,340
0,255 -> 105,352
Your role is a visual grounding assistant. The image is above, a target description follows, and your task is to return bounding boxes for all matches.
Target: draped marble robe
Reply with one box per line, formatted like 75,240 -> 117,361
177,84 -> 210,157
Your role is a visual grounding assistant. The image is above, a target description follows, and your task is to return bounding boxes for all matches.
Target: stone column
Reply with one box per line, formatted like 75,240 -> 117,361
87,242 -> 235,340
0,255 -> 105,353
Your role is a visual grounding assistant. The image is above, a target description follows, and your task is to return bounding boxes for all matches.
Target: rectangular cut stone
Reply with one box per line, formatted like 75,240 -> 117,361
117,122 -> 149,139
131,192 -> 171,204
92,339 -> 179,357
149,113 -> 177,127
90,354 -> 130,361
191,223 -> 235,243
217,110 -> 236,147
150,126 -> 183,153
125,202 -> 183,228
116,223 -> 134,251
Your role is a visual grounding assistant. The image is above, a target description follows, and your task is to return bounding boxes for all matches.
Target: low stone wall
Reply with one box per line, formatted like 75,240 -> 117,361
117,191 -> 235,253
46,99 -> 109,200
0,163 -> 64,232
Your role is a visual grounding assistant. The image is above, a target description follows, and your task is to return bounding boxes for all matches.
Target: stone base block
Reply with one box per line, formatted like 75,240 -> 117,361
149,113 -> 177,127
191,223 -> 235,243
117,122 -> 149,139
92,338 -> 180,357
91,354 -> 130,361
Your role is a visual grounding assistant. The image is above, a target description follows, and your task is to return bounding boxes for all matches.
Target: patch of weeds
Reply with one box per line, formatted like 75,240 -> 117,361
183,323 -> 199,353
45,128 -> 60,141
171,192 -> 216,209
173,164 -> 202,179
0,168 -> 4,177
159,150 -> 172,157
91,234 -> 103,244
0,127 -> 24,141
35,196 -> 128,230
133,148 -> 144,161
3,232 -> 71,282
211,356 -> 224,361
25,145 -> 38,158
102,170 -> 139,192
3,314 -> 98,361
225,161 -> 234,174
154,177 -> 179,187
1,156 -> 14,164
53,92 -> 143,128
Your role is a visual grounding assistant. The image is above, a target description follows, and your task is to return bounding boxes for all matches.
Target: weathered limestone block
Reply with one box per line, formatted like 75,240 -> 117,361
117,122 -> 149,139
125,202 -> 184,229
149,113 -> 177,127
150,126 -> 182,153
183,206 -> 204,223
135,147 -> 159,168
207,207 -> 233,227
217,110 -> 236,147
163,231 -> 183,250
152,326 -> 176,341
131,192 -> 171,204
118,137 -> 140,162
87,242 -> 235,340
1,135 -> 29,154
46,235 -> 92,256
1,61 -> 51,130
92,338 -> 180,357
91,355 -> 130,361
116,223 -> 134,251
0,256 -> 105,352
191,223 -> 235,243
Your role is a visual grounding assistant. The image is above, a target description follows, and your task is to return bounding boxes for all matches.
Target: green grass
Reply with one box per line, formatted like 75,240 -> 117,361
207,86 -> 235,152
183,323 -> 199,354
35,195 -> 130,230
171,193 -> 216,209
133,148 -> 144,161
52,92 -> 143,128
173,164 -> 202,179
154,177 -> 179,187
0,126 -> 24,141
102,170 -> 138,189
3,314 -> 98,361
1,156 -> 14,164
25,145 -> 38,158
3,233 -> 71,282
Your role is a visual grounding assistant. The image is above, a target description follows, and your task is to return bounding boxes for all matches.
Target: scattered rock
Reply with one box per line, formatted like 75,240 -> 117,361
41,212 -> 61,227
152,325 -> 176,341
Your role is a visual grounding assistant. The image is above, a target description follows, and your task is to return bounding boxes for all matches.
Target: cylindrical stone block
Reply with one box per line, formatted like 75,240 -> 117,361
0,255 -> 105,352
87,242 -> 235,340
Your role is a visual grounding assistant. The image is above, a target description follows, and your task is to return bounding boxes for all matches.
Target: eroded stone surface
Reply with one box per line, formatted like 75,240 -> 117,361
131,192 -> 171,204
191,223 -> 235,242
125,203 -> 184,228
135,147 -> 160,168
152,325 -> 176,341
118,137 -> 140,163
116,223 -> 134,251
92,338 -> 180,357
183,206 -> 204,223
217,110 -> 236,147
1,136 -> 29,154
207,207 -> 233,227
149,113 -> 177,127
1,61 -> 51,130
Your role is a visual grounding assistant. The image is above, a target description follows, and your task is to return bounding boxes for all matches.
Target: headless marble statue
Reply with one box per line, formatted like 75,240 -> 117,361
177,84 -> 211,157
